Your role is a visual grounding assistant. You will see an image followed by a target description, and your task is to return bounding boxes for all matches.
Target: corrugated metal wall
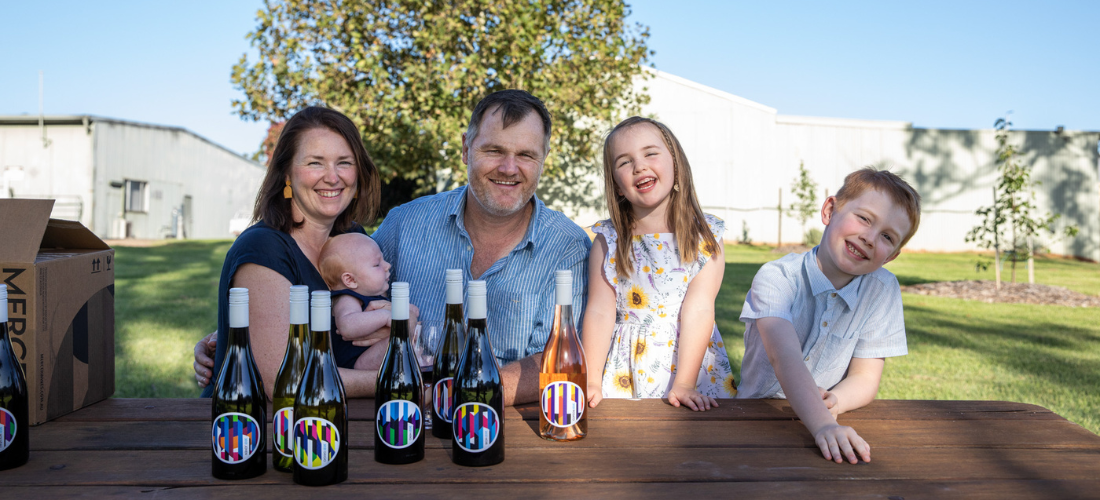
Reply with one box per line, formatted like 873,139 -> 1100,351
0,123 -> 95,224
621,70 -> 1100,261
92,121 -> 264,239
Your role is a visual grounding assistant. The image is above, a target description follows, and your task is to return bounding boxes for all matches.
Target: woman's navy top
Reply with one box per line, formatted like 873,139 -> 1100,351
201,221 -> 368,397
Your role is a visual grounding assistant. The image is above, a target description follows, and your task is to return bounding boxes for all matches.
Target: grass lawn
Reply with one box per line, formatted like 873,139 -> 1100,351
113,240 -> 1100,435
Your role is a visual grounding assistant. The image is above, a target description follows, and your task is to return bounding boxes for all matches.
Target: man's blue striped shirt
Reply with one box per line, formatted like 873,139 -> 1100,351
372,186 -> 591,365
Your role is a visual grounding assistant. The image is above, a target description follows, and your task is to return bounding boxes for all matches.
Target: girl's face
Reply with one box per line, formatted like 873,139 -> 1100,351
608,124 -> 676,214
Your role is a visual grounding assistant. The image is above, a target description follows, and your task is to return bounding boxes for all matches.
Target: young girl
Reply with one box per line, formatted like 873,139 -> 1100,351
583,117 -> 737,411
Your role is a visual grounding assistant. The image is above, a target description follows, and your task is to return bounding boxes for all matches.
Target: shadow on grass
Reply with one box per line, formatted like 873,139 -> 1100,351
904,302 -> 1100,395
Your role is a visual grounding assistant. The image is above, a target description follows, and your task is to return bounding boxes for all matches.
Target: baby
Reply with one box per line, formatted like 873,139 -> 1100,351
319,232 -> 418,370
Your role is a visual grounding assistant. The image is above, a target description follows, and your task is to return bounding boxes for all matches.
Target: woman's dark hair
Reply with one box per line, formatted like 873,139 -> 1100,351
252,106 -> 380,234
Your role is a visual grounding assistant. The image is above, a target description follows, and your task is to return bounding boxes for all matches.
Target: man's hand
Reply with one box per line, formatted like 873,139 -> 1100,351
667,383 -> 718,411
194,332 -> 217,388
813,423 -> 870,464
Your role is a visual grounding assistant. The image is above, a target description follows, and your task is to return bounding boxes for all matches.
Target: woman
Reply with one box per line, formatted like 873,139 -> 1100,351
194,106 -> 385,398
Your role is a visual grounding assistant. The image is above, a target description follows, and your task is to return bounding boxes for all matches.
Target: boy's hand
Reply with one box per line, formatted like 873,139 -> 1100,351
813,423 -> 870,464
819,386 -> 839,418
667,383 -> 718,411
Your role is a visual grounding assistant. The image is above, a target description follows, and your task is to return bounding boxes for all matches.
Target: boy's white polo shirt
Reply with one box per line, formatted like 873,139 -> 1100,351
736,247 -> 907,399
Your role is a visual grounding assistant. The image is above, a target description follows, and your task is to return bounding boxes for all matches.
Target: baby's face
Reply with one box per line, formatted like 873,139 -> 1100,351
345,238 -> 391,296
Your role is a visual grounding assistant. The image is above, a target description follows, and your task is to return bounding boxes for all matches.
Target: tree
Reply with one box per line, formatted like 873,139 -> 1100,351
965,116 -> 1078,286
787,161 -> 819,245
231,0 -> 651,212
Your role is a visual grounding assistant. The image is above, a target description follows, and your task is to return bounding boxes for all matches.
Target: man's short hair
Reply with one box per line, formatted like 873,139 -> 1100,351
834,167 -> 922,249
465,90 -> 552,155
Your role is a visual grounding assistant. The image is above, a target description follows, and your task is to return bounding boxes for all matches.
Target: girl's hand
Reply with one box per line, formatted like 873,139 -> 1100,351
587,381 -> 603,408
667,383 -> 718,411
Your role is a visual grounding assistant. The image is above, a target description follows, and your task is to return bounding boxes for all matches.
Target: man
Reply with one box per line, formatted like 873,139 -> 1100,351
371,90 -> 591,405
195,90 -> 591,405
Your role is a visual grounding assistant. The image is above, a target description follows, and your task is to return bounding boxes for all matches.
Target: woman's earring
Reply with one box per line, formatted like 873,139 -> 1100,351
673,183 -> 680,192
353,187 -> 358,199
283,179 -> 292,199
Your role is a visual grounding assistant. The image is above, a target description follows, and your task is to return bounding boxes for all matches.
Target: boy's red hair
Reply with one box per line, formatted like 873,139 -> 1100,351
834,167 -> 922,249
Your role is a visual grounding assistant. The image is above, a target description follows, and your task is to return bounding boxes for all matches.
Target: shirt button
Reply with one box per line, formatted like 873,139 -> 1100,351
822,321 -> 828,327
467,245 -> 472,251
831,293 -> 837,298
804,356 -> 810,362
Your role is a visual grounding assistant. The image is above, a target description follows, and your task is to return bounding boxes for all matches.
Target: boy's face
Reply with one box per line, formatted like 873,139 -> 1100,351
342,237 -> 392,296
817,189 -> 912,288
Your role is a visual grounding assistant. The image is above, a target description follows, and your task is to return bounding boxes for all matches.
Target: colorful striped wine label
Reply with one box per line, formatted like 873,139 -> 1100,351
0,408 -> 15,452
376,400 -> 422,449
433,377 -> 455,423
293,417 -> 340,470
273,407 -> 294,457
541,380 -> 585,428
453,402 -> 500,453
211,412 -> 260,464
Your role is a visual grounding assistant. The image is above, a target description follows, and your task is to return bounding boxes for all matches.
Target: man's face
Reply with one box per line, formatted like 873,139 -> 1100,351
462,108 -> 546,217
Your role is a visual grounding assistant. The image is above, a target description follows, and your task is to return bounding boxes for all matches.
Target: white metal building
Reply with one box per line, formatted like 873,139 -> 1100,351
0,115 -> 264,240
572,69 -> 1100,261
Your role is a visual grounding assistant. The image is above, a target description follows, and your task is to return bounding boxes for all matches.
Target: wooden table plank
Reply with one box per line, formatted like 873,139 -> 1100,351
4,447 -> 1100,486
28,418 -> 1100,452
53,398 -> 1061,423
5,480 -> 1100,500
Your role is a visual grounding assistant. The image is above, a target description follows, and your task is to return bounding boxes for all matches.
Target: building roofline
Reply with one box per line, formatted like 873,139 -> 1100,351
777,114 -> 913,130
641,67 -> 778,115
0,114 -> 264,168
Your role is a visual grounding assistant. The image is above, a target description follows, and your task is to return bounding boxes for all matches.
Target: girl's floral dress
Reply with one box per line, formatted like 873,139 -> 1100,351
592,214 -> 737,399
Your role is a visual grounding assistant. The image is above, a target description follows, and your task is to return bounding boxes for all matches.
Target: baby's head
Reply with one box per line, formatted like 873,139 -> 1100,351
319,233 -> 391,295
820,168 -> 922,276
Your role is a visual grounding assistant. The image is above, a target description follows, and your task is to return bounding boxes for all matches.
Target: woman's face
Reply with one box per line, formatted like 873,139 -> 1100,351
288,127 -> 357,227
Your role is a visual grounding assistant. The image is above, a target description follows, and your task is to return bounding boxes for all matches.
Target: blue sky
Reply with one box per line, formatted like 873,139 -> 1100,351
3,1 -> 1097,156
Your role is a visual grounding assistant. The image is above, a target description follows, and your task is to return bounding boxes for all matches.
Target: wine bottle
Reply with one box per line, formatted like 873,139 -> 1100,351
293,291 -> 348,485
451,280 -> 504,466
271,285 -> 310,472
211,288 -> 267,480
431,269 -> 465,438
0,284 -> 29,471
375,282 -> 425,464
539,270 -> 588,441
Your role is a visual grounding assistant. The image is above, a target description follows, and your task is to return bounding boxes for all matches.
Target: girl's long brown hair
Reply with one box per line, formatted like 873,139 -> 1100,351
601,117 -> 718,278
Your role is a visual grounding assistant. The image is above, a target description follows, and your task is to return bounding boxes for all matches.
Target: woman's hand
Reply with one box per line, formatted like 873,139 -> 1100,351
193,331 -> 217,388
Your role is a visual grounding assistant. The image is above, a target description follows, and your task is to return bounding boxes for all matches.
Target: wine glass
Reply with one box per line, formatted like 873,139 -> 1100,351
411,324 -> 440,429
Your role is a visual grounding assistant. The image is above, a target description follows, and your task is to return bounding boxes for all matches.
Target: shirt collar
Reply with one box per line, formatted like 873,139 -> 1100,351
804,247 -> 862,308
447,185 -> 542,252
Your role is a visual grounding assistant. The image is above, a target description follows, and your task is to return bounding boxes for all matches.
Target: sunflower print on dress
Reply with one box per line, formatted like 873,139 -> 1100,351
591,214 -> 737,400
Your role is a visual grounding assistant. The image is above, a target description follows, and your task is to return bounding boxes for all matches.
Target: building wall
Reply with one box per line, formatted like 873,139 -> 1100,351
582,69 -> 1100,261
92,121 -> 264,239
0,122 -> 95,223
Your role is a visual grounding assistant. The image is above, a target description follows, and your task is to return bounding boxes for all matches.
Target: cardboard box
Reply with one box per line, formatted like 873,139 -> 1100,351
1,199 -> 115,425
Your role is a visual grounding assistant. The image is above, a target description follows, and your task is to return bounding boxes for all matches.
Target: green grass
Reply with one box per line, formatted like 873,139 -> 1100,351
112,240 -> 1100,435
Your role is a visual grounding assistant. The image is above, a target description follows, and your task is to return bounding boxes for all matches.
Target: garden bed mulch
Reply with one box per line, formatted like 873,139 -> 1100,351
901,280 -> 1100,308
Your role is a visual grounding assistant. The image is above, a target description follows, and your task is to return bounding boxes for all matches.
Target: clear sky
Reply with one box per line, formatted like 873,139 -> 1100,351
3,1 -> 1097,156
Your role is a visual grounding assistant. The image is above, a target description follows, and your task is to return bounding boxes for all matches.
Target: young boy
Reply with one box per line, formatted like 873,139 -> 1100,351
319,232 -> 418,370
737,167 -> 921,465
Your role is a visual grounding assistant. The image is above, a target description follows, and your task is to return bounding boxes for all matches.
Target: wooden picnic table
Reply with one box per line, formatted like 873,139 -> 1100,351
1,398 -> 1098,498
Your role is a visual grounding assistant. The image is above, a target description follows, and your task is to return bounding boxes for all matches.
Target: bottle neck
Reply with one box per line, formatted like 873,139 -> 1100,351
556,304 -> 573,327
444,303 -> 464,322
310,328 -> 331,354
227,325 -> 251,348
391,318 -> 410,341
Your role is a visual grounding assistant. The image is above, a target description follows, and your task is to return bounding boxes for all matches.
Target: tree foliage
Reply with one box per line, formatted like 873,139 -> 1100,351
231,0 -> 651,210
787,161 -> 819,244
965,116 -> 1078,283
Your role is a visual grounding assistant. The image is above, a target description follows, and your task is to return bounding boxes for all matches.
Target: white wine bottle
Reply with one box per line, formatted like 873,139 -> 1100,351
293,291 -> 348,485
375,282 -> 425,464
271,285 -> 310,472
431,269 -> 465,438
211,288 -> 267,480
451,280 -> 503,466
0,284 -> 29,471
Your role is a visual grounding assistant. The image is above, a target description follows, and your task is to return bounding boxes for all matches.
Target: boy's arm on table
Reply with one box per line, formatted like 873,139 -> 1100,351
669,244 -> 725,411
824,357 -> 884,417
756,316 -> 871,464
580,235 -> 616,408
